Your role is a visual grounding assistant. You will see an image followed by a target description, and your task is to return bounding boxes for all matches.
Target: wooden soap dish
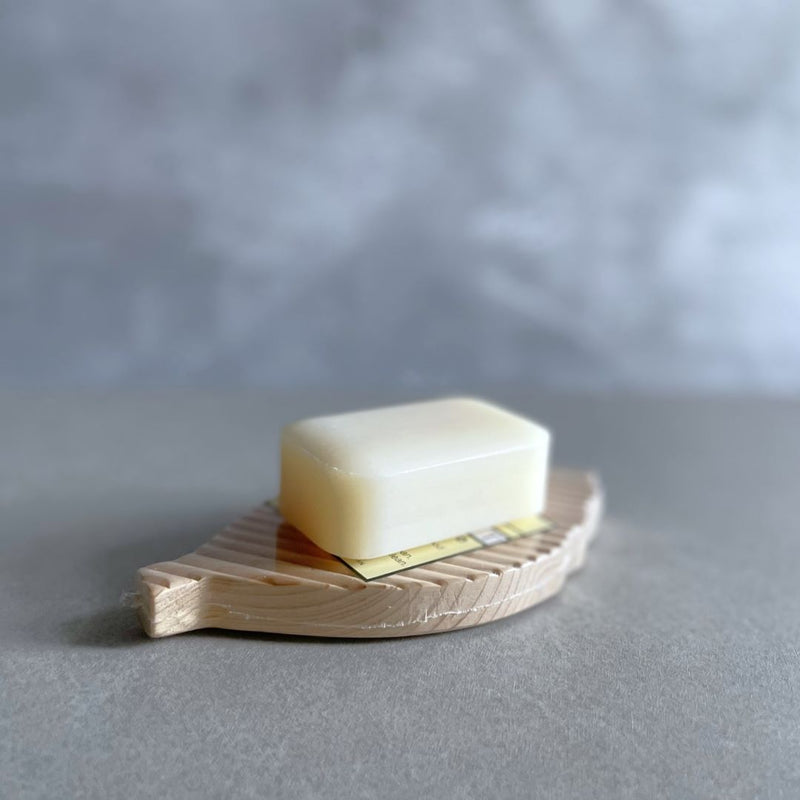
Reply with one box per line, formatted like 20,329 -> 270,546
136,468 -> 603,638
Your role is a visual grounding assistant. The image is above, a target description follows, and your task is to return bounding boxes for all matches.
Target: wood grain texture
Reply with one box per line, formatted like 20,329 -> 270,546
136,468 -> 603,638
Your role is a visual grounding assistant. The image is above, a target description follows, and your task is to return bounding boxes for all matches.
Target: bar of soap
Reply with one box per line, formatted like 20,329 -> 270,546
279,397 -> 550,560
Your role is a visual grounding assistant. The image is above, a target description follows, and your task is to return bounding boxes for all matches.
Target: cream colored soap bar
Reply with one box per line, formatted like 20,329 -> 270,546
279,397 -> 550,560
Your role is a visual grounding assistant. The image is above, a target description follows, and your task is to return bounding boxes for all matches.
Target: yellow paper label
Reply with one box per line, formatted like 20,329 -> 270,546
340,514 -> 553,581
496,514 -> 553,540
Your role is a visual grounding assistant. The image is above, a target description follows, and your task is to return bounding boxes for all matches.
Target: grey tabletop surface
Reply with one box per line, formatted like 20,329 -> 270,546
2,391 -> 798,799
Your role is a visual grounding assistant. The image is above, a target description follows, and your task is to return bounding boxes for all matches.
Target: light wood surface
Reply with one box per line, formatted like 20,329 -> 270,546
136,468 -> 603,638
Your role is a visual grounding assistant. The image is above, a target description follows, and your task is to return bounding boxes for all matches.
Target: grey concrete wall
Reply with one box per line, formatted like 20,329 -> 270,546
2,1 -> 799,390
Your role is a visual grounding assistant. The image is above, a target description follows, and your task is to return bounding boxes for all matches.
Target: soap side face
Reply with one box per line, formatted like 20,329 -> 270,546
279,432 -> 378,557
356,444 -> 549,557
278,397 -> 550,560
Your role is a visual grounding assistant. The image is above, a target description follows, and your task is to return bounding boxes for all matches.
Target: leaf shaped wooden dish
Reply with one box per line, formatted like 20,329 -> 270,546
136,468 -> 603,638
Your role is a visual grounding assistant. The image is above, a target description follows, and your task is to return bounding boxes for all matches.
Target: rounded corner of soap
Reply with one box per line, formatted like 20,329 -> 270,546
530,420 -> 551,446
279,420 -> 304,449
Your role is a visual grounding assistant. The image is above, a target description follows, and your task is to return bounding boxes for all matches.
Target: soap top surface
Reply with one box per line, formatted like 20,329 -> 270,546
281,397 -> 548,478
